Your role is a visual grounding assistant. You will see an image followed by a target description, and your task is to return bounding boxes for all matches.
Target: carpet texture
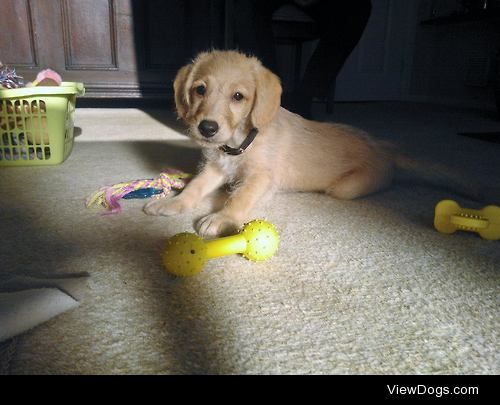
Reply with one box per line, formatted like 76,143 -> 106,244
0,102 -> 498,374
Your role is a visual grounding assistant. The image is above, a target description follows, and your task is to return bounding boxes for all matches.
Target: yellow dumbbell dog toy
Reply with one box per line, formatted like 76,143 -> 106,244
434,200 -> 500,240
162,220 -> 280,277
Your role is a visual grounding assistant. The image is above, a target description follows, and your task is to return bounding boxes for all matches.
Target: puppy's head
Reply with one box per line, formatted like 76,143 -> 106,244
173,50 -> 282,148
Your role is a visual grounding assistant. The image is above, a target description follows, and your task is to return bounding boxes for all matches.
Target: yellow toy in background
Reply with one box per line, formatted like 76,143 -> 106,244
434,200 -> 500,240
162,220 -> 280,277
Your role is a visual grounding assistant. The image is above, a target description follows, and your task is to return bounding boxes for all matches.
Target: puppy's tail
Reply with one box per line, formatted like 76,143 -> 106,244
392,153 -> 497,203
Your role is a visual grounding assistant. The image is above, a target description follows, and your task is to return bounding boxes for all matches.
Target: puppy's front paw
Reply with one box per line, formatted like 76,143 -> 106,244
196,213 -> 240,237
143,197 -> 192,216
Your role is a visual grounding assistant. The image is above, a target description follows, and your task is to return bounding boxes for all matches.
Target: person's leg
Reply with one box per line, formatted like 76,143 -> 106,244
291,0 -> 372,118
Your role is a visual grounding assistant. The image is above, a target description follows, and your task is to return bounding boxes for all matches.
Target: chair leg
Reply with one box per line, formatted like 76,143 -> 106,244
326,80 -> 336,114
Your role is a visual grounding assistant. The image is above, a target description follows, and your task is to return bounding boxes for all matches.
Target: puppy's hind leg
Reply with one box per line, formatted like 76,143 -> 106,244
326,167 -> 393,200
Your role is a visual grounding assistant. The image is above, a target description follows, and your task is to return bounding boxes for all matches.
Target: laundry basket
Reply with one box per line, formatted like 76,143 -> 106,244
0,82 -> 85,166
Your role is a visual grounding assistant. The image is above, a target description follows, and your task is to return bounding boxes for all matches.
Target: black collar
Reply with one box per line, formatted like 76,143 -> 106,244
219,128 -> 259,156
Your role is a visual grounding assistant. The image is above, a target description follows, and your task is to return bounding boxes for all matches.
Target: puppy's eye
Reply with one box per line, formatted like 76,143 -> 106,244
195,85 -> 206,96
232,92 -> 244,102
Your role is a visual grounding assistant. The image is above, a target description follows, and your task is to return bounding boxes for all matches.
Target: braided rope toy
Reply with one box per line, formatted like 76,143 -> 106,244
86,169 -> 192,214
0,62 -> 24,89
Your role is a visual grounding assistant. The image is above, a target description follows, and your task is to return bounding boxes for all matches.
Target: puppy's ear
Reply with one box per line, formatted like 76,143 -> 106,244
173,64 -> 193,120
251,65 -> 282,129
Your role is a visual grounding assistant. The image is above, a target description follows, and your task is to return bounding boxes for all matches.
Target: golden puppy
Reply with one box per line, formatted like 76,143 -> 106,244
144,50 -> 479,236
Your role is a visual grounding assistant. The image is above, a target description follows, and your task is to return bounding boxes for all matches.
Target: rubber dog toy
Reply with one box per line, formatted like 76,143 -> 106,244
162,220 -> 280,277
434,200 -> 500,240
31,69 -> 62,86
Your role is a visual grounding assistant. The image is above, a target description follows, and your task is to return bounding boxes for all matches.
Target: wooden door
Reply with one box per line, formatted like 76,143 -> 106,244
0,0 -> 224,98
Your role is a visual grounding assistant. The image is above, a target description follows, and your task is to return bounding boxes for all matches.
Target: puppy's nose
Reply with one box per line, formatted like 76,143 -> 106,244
198,120 -> 219,138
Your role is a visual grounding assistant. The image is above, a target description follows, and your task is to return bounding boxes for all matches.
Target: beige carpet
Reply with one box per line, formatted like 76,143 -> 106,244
0,102 -> 499,374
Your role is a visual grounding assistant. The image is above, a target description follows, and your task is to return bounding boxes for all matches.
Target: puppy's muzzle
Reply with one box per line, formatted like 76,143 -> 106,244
198,120 -> 219,138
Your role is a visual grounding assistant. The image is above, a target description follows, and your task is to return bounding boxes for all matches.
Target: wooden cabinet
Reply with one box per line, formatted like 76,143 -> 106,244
1,0 -> 225,98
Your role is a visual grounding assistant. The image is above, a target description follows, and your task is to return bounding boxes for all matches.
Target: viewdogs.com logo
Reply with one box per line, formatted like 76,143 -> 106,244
387,384 -> 479,398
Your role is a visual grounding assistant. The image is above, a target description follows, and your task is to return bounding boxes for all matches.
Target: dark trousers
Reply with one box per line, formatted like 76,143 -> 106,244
231,0 -> 372,117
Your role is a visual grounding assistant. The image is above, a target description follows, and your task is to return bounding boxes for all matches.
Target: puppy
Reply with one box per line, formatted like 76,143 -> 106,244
144,50 -> 481,237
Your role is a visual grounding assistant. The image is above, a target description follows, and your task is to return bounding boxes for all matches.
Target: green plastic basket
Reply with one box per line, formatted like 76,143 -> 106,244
0,82 -> 85,166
